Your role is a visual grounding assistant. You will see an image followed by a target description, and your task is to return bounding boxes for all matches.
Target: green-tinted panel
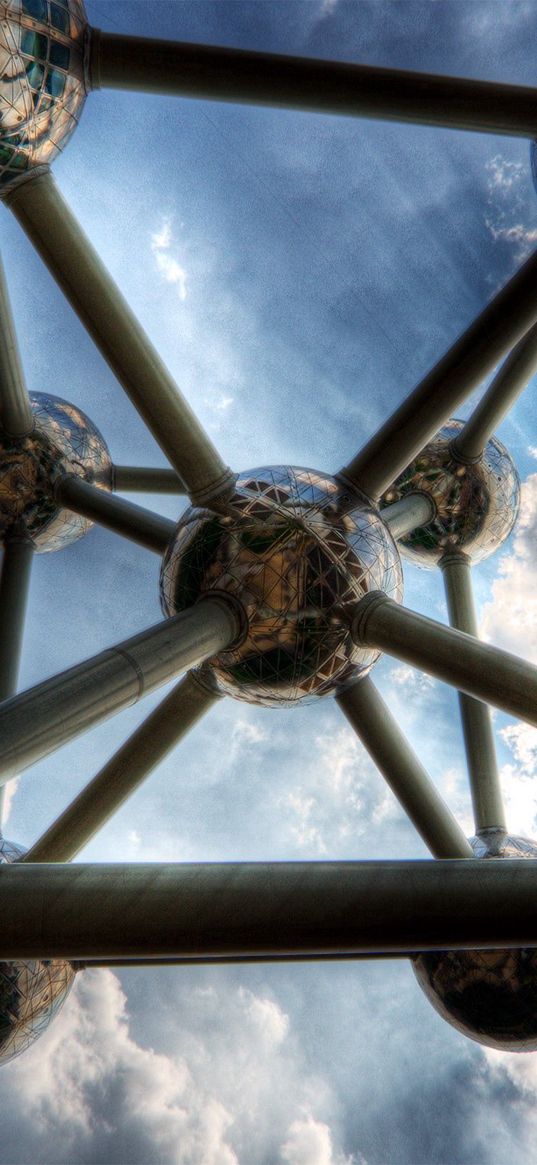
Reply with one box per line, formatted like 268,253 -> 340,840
49,3 -> 69,32
44,68 -> 65,97
25,60 -> 45,90
49,41 -> 70,70
21,30 -> 48,60
21,0 -> 48,19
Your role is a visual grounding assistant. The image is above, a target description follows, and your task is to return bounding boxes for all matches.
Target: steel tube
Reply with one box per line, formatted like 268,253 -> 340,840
453,322 -> 537,462
353,591 -> 537,727
90,31 -> 537,140
114,465 -> 185,494
1,859 -> 537,959
2,171 -> 234,506
380,492 -> 435,540
0,596 -> 241,784
0,535 -> 33,824
339,245 -> 537,500
24,673 -> 218,863
57,474 -> 175,555
440,553 -> 507,834
337,678 -> 472,858
0,256 -> 33,437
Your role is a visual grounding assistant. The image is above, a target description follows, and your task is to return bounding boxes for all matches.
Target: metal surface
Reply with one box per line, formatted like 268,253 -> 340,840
440,552 -> 507,834
3,170 -> 235,505
114,465 -> 185,494
380,492 -> 435,540
0,254 -> 32,436
57,473 -> 175,555
0,535 -> 33,701
25,672 -> 218,862
161,465 -> 403,706
454,322 -> 537,462
1,859 -> 537,959
337,677 -> 473,859
338,244 -> 537,500
353,590 -> 537,727
0,595 -> 242,783
89,31 -> 537,139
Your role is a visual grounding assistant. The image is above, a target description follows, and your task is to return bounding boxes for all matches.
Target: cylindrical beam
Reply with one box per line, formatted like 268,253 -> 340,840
57,474 -> 175,555
0,256 -> 33,437
338,244 -> 537,500
89,31 -> 537,140
0,536 -> 33,702
453,321 -> 537,462
440,553 -> 507,834
114,465 -> 185,494
337,678 -> 472,858
380,492 -> 435,540
2,171 -> 234,507
352,591 -> 537,728
1,859 -> 537,959
24,673 -> 218,863
0,596 -> 241,785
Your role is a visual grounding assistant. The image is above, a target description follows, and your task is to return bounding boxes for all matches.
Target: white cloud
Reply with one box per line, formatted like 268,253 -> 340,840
151,217 -> 188,301
480,474 -> 537,662
484,155 -> 537,262
2,777 -> 19,827
280,1115 -> 354,1165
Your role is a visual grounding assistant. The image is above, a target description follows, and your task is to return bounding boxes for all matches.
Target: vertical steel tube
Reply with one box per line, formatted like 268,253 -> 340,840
380,492 -> 435,540
57,474 -> 175,555
3,171 -> 234,506
337,678 -> 472,858
114,466 -> 185,494
0,256 -> 33,437
0,535 -> 34,825
453,322 -> 537,462
440,553 -> 507,834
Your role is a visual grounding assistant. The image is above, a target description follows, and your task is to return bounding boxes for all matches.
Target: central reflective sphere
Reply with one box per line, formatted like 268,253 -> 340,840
160,466 -> 403,707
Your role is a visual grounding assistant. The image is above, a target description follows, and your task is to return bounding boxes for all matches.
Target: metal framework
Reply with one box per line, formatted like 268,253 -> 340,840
1,2 -> 537,1053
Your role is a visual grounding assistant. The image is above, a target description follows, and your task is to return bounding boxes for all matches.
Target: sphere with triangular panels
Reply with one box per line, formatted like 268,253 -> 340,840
0,836 -> 75,1065
381,419 -> 520,567
0,0 -> 87,188
0,391 -> 112,551
160,465 -> 403,707
413,833 -> 537,1051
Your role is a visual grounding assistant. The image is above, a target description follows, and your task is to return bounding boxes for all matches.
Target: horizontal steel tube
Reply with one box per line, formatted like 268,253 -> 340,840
1,860 -> 537,959
353,592 -> 537,728
0,256 -> 33,436
0,597 -> 240,784
114,465 -> 185,494
25,673 -> 218,863
337,678 -> 472,858
90,32 -> 537,139
3,171 -> 234,506
380,492 -> 435,540
339,244 -> 537,500
453,321 -> 537,461
57,474 -> 175,555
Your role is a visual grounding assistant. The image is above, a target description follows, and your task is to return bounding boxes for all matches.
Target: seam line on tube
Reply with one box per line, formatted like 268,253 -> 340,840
112,647 -> 145,699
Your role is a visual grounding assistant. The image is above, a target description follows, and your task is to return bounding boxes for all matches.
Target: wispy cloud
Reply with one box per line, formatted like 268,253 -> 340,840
151,218 -> 188,301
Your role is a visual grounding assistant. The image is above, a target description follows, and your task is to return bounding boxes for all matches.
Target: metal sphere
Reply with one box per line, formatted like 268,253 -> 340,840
381,419 -> 520,567
0,0 -> 87,188
0,390 -> 112,552
160,465 -> 403,707
413,834 -> 537,1052
0,835 -> 75,1066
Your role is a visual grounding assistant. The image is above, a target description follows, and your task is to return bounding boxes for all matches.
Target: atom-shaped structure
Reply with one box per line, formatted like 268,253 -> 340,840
1,0 -> 537,1063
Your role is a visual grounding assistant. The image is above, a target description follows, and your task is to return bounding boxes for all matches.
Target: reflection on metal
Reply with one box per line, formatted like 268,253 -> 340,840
161,466 -> 403,706
0,0 -> 87,188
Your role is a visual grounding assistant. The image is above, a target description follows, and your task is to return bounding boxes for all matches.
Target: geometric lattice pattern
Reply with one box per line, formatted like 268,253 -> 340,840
381,418 -> 520,567
0,836 -> 75,1066
161,465 -> 403,706
413,834 -> 537,1051
0,391 -> 112,552
0,0 -> 87,187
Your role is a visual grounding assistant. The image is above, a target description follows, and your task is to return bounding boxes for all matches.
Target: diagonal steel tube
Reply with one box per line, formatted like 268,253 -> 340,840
337,677 -> 472,858
1,859 -> 537,959
0,595 -> 241,785
452,321 -> 537,462
89,31 -> 537,140
352,591 -> 537,728
440,552 -> 507,835
380,492 -> 435,540
339,245 -> 537,500
0,535 -> 33,825
0,255 -> 33,437
24,673 -> 218,863
2,171 -> 234,507
57,474 -> 175,555
114,465 -> 185,494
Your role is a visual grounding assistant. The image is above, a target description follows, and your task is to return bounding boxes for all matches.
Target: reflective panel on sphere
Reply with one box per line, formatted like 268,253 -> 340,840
381,420 -> 520,567
161,466 -> 403,707
413,834 -> 537,1052
0,836 -> 75,1066
0,391 -> 112,551
0,0 -> 87,187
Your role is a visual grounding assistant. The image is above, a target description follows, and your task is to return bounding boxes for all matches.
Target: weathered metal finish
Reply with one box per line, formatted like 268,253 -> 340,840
0,257 -> 33,437
114,465 -> 185,494
337,677 -> 473,858
453,322 -> 537,462
24,673 -> 218,863
440,552 -> 507,834
3,170 -> 235,506
380,492 -> 435,540
57,474 -> 175,555
90,31 -> 537,139
0,536 -> 33,825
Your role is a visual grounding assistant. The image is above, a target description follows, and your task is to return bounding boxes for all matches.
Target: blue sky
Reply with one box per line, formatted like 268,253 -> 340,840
3,1 -> 537,1162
